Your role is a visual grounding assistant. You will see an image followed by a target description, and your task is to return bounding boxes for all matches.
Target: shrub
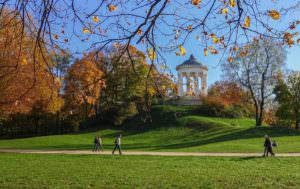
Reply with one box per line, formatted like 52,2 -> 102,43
197,96 -> 253,118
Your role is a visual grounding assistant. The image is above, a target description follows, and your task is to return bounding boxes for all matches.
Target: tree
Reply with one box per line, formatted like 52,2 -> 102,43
64,53 -> 105,120
274,71 -> 300,130
96,45 -> 175,124
0,10 -> 63,116
208,81 -> 249,106
223,39 -> 286,126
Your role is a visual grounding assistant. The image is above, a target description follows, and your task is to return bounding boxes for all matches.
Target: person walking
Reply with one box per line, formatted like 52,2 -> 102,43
112,134 -> 122,155
98,136 -> 104,152
93,136 -> 100,152
263,135 -> 275,157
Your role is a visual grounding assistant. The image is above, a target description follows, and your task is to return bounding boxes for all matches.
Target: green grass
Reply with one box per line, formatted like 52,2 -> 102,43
0,153 -> 300,189
0,105 -> 300,152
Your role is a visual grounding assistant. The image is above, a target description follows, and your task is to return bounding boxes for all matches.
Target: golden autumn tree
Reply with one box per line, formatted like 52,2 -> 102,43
207,81 -> 248,106
64,53 -> 105,120
0,10 -> 63,117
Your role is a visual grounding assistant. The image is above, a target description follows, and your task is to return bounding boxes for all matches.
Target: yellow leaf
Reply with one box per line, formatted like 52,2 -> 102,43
204,48 -> 208,56
147,48 -> 156,60
160,65 -> 167,69
239,50 -> 248,57
21,58 -> 27,65
61,50 -> 66,56
137,29 -> 142,35
191,0 -> 202,6
268,10 -> 281,20
179,45 -> 186,56
229,0 -> 235,8
221,8 -> 229,15
108,4 -> 117,12
243,16 -> 251,28
208,46 -> 218,54
187,25 -> 193,31
211,34 -> 219,44
53,34 -> 59,40
92,16 -> 100,23
83,27 -> 91,34
231,46 -> 239,52
228,56 -> 233,63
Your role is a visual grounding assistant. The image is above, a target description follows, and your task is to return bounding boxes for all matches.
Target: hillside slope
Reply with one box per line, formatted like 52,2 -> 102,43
0,105 -> 299,152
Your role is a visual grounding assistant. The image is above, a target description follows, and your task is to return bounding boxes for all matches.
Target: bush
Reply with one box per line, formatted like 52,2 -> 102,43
101,101 -> 138,126
197,97 -> 253,118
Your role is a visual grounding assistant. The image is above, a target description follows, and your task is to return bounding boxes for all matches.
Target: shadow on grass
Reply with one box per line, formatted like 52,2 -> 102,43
151,126 -> 300,151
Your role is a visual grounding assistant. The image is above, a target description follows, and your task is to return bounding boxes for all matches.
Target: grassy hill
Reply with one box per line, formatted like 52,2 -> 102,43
0,105 -> 300,152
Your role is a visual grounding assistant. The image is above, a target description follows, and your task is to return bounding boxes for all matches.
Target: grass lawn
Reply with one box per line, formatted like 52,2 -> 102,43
0,153 -> 300,189
0,105 -> 300,153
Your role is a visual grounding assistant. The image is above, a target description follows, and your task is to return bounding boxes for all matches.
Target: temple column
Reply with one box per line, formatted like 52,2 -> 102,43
186,73 -> 191,93
177,72 -> 184,96
193,75 -> 199,96
201,72 -> 207,96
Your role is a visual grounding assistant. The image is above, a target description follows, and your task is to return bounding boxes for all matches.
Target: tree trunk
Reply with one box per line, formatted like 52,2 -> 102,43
257,103 -> 264,126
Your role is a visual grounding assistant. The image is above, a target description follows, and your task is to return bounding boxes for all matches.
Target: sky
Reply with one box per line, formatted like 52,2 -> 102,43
163,44 -> 300,86
58,1 -> 300,87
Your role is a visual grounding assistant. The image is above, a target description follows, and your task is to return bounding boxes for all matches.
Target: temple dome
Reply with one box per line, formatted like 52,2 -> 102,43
176,54 -> 207,71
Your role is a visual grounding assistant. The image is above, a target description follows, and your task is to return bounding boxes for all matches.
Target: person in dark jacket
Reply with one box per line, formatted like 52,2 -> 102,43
112,134 -> 122,155
263,135 -> 275,157
93,136 -> 100,152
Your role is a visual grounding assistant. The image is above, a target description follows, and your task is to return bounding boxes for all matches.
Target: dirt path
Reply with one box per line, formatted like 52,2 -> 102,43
1,149 -> 300,157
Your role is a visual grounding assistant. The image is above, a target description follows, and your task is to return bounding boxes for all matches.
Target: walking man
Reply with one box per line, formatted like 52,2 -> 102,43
98,136 -> 104,152
263,135 -> 275,157
112,134 -> 122,155
93,136 -> 100,152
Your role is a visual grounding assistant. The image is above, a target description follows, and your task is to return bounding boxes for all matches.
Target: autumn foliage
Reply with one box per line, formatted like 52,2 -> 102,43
200,81 -> 253,118
0,10 -> 63,116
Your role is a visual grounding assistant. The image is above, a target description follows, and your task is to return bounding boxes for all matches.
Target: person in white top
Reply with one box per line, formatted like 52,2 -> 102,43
112,134 -> 122,155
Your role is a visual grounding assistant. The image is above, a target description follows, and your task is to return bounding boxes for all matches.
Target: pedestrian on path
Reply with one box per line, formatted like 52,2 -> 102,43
263,135 -> 275,157
93,136 -> 100,152
98,136 -> 104,152
112,134 -> 122,155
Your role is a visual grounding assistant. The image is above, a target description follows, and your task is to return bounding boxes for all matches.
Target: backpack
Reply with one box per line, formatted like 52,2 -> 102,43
272,140 -> 278,147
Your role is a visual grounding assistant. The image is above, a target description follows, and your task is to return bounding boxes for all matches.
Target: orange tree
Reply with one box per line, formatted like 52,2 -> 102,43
201,80 -> 253,118
0,10 -> 63,117
64,52 -> 105,121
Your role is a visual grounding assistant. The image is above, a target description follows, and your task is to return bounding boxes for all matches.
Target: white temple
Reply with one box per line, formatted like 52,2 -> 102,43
176,54 -> 208,99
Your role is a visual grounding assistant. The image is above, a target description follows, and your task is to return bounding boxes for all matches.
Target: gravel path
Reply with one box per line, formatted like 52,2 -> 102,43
1,149 -> 300,157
